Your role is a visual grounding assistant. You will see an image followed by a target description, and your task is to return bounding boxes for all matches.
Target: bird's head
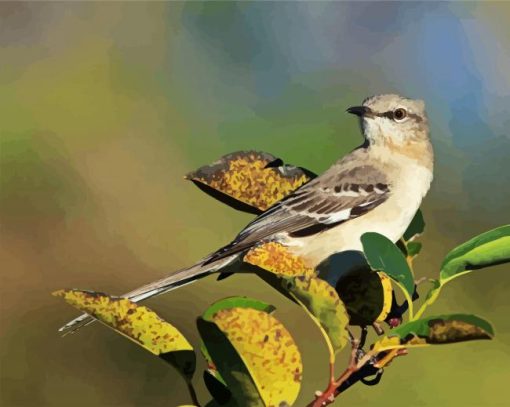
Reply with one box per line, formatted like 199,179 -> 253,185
347,94 -> 429,147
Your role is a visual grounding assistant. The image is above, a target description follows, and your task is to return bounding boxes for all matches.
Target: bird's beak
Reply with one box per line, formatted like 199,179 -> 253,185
346,106 -> 371,117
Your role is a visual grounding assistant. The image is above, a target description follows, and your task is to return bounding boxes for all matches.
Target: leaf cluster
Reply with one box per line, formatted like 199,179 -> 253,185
54,151 -> 510,406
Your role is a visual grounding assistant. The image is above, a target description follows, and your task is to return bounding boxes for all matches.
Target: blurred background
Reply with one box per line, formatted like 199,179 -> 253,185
1,1 -> 509,406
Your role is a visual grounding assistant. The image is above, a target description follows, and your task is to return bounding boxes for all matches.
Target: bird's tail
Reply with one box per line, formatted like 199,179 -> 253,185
58,255 -> 237,336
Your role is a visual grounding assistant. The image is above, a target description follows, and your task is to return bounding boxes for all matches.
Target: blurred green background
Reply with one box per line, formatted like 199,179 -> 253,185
1,2 -> 509,406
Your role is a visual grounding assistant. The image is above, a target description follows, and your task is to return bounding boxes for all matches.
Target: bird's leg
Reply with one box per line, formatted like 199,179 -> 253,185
358,326 -> 368,349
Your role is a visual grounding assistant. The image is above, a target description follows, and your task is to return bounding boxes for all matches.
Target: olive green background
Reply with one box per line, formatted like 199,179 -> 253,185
1,2 -> 509,406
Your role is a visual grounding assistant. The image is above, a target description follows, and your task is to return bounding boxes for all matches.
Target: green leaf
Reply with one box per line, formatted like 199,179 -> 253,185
198,297 -> 302,407
200,342 -> 227,386
425,279 -> 441,303
440,225 -> 510,283
54,289 -> 196,378
373,314 -> 494,352
202,296 -> 275,322
361,232 -> 415,298
406,241 -> 423,257
413,279 -> 442,320
403,209 -> 425,241
284,276 -> 350,354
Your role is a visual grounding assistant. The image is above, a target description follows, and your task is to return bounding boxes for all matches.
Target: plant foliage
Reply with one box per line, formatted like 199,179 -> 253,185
55,151 -> 510,406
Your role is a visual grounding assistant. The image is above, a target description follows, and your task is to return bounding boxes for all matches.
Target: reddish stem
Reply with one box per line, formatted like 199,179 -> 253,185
306,342 -> 408,407
307,341 -> 360,407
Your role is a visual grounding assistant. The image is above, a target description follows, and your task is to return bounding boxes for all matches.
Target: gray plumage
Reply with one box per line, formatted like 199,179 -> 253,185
206,150 -> 391,263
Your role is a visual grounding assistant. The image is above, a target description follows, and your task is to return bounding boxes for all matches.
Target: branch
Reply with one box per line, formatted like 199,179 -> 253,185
306,338 -> 408,407
306,339 -> 363,407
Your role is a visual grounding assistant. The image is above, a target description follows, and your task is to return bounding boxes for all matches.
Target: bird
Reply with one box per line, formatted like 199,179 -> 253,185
59,93 -> 434,334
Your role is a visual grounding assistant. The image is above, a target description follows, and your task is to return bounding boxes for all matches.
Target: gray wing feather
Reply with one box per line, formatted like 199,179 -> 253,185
206,162 -> 391,263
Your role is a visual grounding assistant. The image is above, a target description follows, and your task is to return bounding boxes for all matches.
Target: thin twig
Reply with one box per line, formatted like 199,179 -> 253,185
333,339 -> 360,388
415,276 -> 428,286
306,340 -> 364,407
306,339 -> 409,406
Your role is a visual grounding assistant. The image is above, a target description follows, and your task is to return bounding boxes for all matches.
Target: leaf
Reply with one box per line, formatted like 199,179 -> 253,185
284,276 -> 349,354
54,290 -> 195,378
375,273 -> 394,323
403,209 -> 425,241
202,296 -> 276,321
200,341 -> 228,384
200,342 -> 216,369
203,370 -> 233,406
316,251 -> 393,326
399,210 -> 425,260
186,151 -> 315,213
243,241 -> 316,278
198,319 -> 264,407
333,266 -> 393,326
201,341 -> 235,405
440,225 -> 510,284
406,241 -> 422,258
361,232 -> 415,298
198,297 -> 302,407
424,279 -> 441,303
243,243 -> 317,304
413,279 -> 442,320
372,314 -> 494,352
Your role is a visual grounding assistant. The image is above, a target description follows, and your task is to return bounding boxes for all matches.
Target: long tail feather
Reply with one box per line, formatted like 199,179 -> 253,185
58,255 -> 237,335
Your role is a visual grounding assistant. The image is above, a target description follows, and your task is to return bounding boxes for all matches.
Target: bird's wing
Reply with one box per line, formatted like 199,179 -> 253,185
206,163 -> 391,263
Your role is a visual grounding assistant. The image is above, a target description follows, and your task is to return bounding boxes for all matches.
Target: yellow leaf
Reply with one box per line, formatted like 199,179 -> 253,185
286,276 -> 349,355
375,272 -> 393,323
210,306 -> 302,407
54,290 -> 193,355
186,151 -> 312,212
371,336 -> 407,353
243,242 -> 316,278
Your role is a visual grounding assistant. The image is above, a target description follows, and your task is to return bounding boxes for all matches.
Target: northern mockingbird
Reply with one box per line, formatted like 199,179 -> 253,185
60,94 -> 433,333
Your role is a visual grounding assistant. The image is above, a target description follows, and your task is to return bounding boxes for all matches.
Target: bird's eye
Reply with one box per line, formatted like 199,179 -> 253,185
393,108 -> 407,121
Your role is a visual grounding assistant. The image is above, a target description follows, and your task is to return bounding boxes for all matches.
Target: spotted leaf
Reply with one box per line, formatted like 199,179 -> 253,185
243,241 -> 316,278
372,314 -> 494,352
198,296 -> 302,407
186,151 -> 315,214
54,290 -> 195,378
284,276 -> 349,355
